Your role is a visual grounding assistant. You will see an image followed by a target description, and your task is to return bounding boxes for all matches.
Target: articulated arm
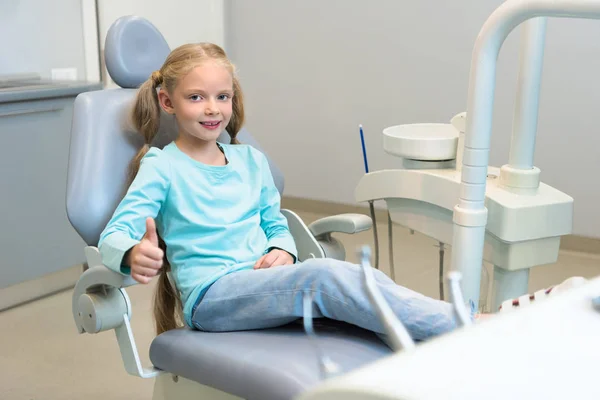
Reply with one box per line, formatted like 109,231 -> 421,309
72,246 -> 162,379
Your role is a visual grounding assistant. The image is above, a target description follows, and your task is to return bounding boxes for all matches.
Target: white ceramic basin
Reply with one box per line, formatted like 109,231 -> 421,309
383,123 -> 459,161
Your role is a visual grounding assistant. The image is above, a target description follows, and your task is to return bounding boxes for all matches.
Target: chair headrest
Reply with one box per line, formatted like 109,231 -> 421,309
104,16 -> 171,88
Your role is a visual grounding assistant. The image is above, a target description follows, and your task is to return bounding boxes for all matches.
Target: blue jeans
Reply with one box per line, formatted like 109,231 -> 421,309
191,258 -> 457,342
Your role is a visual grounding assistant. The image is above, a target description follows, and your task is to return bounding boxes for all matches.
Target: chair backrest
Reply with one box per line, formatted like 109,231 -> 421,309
66,16 -> 285,247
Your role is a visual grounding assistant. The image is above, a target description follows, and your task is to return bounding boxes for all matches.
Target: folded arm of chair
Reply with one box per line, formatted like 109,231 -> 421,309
281,210 -> 372,262
72,246 -> 162,379
281,209 -> 326,261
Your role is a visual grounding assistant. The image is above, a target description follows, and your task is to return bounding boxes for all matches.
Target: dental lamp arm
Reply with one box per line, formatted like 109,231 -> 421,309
72,246 -> 162,379
452,0 -> 600,310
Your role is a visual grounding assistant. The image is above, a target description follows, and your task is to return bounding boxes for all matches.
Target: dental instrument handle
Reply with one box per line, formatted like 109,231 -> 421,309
447,271 -> 473,327
359,124 -> 369,173
438,242 -> 445,301
302,291 -> 341,380
359,246 -> 415,352
387,211 -> 395,282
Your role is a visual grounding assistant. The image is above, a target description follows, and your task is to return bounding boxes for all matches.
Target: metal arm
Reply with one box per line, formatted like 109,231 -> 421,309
508,17 -> 547,171
302,291 -> 342,380
452,0 -> 600,310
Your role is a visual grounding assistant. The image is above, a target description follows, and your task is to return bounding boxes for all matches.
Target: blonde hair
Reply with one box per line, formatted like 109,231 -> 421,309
129,43 -> 245,335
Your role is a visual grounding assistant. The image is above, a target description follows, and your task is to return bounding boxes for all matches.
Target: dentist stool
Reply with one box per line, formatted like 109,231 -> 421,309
67,15 -> 392,400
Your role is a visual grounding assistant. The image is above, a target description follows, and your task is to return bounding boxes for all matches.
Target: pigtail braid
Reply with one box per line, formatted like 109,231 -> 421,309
226,75 -> 245,145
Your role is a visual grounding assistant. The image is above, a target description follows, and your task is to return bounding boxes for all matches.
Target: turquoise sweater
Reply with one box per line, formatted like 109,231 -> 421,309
98,142 -> 298,328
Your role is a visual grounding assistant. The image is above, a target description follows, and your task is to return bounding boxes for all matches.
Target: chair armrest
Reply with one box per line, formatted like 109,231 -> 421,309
72,246 -> 161,379
308,213 -> 372,238
281,209 -> 325,261
73,247 -> 137,334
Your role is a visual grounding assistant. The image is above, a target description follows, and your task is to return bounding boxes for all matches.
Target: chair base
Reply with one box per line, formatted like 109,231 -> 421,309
153,373 -> 243,400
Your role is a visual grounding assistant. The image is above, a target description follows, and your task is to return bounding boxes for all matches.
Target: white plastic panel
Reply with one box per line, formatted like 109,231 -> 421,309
299,275 -> 600,400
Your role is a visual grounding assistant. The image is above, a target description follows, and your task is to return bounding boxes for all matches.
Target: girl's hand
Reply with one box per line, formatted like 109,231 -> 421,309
127,217 -> 164,284
254,248 -> 294,269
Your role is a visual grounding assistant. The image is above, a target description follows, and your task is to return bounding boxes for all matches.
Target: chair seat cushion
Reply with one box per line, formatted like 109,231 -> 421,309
150,319 -> 393,400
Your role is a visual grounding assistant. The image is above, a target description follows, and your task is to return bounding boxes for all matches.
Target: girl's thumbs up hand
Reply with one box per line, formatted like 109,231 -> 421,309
127,217 -> 164,284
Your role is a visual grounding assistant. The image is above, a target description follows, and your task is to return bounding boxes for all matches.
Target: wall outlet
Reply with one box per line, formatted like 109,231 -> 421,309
51,67 -> 78,81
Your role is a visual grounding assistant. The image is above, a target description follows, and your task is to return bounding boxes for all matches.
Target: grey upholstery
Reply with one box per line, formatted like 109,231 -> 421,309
104,15 -> 171,89
66,88 -> 283,246
150,321 -> 392,400
66,14 -> 390,400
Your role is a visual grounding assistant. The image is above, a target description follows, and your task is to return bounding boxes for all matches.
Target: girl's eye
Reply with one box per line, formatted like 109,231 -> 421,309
218,94 -> 230,101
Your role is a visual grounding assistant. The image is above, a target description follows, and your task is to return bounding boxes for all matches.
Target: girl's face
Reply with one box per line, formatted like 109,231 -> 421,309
159,62 -> 234,144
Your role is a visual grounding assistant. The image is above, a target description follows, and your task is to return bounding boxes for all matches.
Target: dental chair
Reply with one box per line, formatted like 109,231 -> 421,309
68,16 -> 392,400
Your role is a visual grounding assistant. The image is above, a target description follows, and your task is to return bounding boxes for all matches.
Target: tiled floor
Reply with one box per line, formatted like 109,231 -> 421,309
2,209 -> 599,399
